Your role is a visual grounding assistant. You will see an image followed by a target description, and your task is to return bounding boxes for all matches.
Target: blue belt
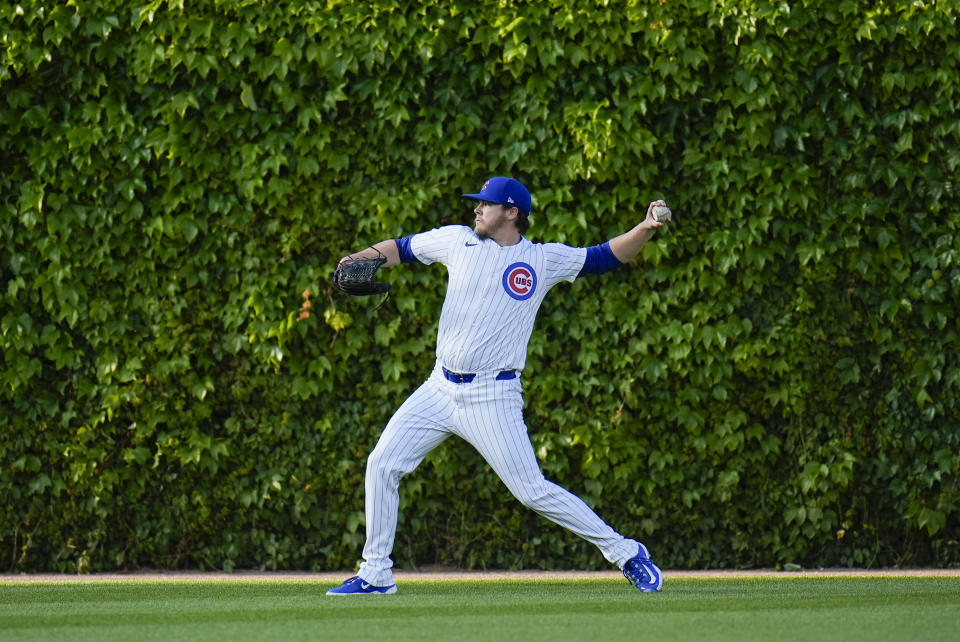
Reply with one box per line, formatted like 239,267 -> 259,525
442,367 -> 518,384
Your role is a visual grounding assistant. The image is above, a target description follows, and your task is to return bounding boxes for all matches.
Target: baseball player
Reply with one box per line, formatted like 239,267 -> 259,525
327,177 -> 667,595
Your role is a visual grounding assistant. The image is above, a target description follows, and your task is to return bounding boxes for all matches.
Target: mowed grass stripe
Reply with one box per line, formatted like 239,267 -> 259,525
1,577 -> 957,642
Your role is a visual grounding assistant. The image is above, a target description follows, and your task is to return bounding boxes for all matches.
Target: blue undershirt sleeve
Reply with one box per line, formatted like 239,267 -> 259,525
577,241 -> 623,277
395,234 -> 417,263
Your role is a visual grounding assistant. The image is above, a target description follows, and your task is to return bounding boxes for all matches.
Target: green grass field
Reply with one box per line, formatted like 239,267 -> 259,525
2,576 -> 958,641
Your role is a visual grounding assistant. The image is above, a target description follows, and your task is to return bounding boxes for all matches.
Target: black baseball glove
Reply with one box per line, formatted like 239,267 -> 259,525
333,255 -> 391,296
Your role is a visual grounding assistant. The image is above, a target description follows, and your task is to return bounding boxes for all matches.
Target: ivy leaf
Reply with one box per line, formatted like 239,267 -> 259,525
240,81 -> 258,110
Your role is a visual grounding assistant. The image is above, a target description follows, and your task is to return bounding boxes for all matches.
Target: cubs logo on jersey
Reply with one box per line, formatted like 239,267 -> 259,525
503,262 -> 537,301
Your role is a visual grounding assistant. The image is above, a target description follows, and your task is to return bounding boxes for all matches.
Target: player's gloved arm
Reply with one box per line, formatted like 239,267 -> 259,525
608,200 -> 667,263
338,239 -> 402,267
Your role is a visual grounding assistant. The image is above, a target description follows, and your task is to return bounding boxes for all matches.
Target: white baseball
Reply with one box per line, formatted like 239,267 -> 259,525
652,205 -> 672,223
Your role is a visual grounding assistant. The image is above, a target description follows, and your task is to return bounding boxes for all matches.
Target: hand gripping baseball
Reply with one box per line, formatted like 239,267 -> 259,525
651,201 -> 672,223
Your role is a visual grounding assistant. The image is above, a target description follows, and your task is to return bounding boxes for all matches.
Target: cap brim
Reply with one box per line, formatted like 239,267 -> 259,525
461,193 -> 483,200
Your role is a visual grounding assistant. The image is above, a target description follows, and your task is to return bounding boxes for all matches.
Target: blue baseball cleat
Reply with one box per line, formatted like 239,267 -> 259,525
326,576 -> 398,595
622,544 -> 663,592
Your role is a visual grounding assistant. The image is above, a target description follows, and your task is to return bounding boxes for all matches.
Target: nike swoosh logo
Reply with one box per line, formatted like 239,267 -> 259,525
465,242 -> 478,246
361,582 -> 371,590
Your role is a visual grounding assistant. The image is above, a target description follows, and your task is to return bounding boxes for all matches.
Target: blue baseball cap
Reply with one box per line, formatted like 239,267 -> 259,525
462,177 -> 532,215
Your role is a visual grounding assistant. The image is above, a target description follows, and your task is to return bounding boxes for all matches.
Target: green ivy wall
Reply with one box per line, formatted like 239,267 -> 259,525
2,0 -> 958,572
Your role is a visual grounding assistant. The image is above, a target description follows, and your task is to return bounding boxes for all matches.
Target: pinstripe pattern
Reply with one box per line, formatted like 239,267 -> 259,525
410,226 -> 585,372
355,226 -> 644,587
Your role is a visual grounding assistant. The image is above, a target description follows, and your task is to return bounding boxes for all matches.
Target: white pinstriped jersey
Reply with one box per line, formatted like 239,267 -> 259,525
409,225 -> 587,373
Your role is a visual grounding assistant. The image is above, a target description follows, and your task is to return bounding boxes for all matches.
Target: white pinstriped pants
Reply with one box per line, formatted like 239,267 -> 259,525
356,364 -> 641,587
